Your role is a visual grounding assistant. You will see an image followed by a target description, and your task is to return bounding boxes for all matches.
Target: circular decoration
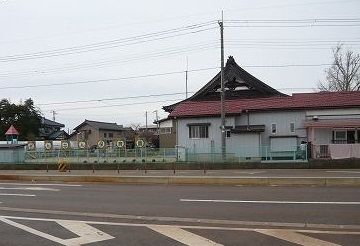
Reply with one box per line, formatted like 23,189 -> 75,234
78,141 -> 86,149
116,140 -> 125,148
44,142 -> 52,150
97,140 -> 105,149
136,139 -> 145,148
61,141 -> 69,150
27,142 -> 35,151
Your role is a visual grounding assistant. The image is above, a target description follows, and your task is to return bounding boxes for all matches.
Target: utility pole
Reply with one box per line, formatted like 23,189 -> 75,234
50,110 -> 57,121
145,111 -> 148,133
185,56 -> 189,99
219,11 -> 226,160
153,110 -> 159,134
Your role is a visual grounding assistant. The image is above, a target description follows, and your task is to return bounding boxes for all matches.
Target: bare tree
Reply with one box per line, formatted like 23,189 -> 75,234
130,123 -> 142,131
319,44 -> 360,91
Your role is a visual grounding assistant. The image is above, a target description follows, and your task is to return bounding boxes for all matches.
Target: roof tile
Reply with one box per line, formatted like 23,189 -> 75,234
169,91 -> 360,118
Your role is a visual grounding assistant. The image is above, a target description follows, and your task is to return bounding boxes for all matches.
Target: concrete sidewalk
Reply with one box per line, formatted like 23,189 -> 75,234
1,169 -> 360,187
1,169 -> 360,177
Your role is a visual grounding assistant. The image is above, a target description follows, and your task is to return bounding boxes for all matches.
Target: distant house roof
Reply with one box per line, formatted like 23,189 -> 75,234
139,125 -> 158,130
5,125 -> 19,135
169,91 -> 360,118
48,130 -> 69,140
41,118 -> 65,128
74,120 -> 127,131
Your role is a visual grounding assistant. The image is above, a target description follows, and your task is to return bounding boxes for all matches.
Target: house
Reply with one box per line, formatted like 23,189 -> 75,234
39,118 -> 69,140
69,120 -> 134,148
137,125 -> 159,148
156,118 -> 176,148
163,56 -> 360,160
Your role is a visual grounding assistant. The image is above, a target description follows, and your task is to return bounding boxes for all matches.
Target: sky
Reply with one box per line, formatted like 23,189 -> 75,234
0,0 -> 359,131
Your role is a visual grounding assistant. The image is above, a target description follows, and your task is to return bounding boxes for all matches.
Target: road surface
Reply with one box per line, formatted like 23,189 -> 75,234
0,181 -> 359,245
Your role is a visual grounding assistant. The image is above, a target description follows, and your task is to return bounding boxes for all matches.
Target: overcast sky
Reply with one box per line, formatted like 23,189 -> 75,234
0,0 -> 359,131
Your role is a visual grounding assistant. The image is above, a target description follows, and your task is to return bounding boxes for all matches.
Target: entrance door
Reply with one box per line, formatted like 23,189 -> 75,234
347,131 -> 355,144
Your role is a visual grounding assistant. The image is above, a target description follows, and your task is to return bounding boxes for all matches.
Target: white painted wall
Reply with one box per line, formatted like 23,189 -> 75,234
177,117 -> 223,153
313,128 -> 332,145
227,133 -> 260,157
306,108 -> 360,120
159,119 -> 173,128
235,111 -> 307,146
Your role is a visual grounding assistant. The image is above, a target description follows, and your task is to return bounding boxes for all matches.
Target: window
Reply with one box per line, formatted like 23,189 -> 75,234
108,133 -> 114,138
290,122 -> 295,133
189,125 -> 209,139
334,130 -> 346,141
271,123 -> 277,134
103,133 -> 107,138
226,130 -> 231,138
160,127 -> 172,134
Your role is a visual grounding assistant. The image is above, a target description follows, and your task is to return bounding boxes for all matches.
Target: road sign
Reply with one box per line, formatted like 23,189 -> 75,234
61,141 -> 70,150
58,159 -> 69,172
78,141 -> 86,149
135,138 -> 146,148
44,141 -> 53,151
115,139 -> 126,148
27,142 -> 36,151
97,140 -> 106,149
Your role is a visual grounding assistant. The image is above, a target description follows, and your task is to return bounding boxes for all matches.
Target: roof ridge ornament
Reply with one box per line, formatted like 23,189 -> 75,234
226,56 -> 235,66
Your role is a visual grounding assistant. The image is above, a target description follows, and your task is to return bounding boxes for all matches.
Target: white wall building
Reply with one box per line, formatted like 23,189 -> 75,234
163,56 -> 360,161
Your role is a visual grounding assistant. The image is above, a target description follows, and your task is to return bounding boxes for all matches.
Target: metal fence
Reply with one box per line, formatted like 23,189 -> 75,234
25,148 -> 178,164
186,145 -> 308,163
24,145 -> 308,164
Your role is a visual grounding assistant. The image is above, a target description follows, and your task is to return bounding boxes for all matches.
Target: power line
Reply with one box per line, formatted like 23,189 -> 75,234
37,92 -> 195,106
0,64 -> 333,90
0,42 -> 219,78
225,18 -> 360,23
0,23 -> 217,62
52,99 -> 183,112
0,67 -> 218,90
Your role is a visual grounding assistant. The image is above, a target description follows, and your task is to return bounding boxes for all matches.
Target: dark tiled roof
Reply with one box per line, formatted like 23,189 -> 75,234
163,56 -> 284,113
42,118 -> 65,128
74,120 -> 125,131
169,91 -> 360,118
48,130 -> 69,140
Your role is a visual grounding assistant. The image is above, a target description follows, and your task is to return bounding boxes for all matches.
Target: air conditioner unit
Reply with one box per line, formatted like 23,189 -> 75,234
312,116 -> 319,121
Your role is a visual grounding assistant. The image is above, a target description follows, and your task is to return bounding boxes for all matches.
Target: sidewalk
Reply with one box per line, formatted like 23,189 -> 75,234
1,169 -> 360,177
1,169 -> 360,187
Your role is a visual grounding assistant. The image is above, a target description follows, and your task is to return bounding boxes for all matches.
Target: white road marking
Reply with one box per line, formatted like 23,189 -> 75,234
0,193 -> 35,197
233,171 -> 266,175
256,229 -> 340,246
2,206 -> 360,231
0,187 -> 59,192
0,217 -> 114,246
180,199 -> 360,205
57,221 -> 114,245
0,183 -> 82,187
326,171 -> 360,174
2,215 -> 360,235
148,225 -> 223,246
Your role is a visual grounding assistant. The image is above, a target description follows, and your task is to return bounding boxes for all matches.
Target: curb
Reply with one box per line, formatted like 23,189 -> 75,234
1,174 -> 360,187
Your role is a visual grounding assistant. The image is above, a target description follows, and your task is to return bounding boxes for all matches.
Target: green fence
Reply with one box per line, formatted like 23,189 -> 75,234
25,148 -> 178,164
25,145 -> 307,164
185,145 -> 308,163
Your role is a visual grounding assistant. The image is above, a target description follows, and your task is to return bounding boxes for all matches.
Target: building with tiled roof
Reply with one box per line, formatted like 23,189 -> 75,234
39,118 -> 69,140
163,56 -> 360,161
69,120 -> 134,148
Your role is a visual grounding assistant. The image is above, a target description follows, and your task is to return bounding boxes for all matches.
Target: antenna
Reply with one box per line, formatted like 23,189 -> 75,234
185,56 -> 189,99
50,110 -> 57,121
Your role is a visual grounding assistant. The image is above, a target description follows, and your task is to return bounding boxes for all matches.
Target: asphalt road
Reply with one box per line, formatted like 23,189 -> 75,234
0,182 -> 359,245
